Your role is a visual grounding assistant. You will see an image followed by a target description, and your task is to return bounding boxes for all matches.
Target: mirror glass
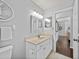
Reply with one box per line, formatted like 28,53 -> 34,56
56,17 -> 71,36
44,17 -> 52,28
38,19 -> 43,28
30,11 -> 43,34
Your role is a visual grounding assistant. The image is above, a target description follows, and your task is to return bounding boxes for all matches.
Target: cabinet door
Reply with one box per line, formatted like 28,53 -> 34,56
26,42 -> 29,59
43,39 -> 50,59
37,48 -> 43,59
49,37 -> 53,50
29,49 -> 36,59
37,39 -> 50,59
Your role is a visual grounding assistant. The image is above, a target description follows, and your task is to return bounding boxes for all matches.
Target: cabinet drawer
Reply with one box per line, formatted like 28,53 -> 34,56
28,43 -> 36,50
37,39 -> 49,51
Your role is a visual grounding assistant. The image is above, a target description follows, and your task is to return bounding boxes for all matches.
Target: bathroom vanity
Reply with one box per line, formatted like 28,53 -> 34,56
25,33 -> 53,59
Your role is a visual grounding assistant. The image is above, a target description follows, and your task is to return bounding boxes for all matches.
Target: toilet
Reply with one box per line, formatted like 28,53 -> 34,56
0,45 -> 13,59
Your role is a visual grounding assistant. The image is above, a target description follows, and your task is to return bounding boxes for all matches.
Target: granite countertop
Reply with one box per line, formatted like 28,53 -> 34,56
24,32 -> 52,45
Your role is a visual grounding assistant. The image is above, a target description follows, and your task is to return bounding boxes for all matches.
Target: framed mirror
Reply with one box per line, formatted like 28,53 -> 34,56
56,20 -> 59,32
38,19 -> 43,28
44,16 -> 52,28
30,15 -> 38,33
30,15 -> 43,33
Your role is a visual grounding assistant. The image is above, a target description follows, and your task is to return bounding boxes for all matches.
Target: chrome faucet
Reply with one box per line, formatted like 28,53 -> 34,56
37,35 -> 40,38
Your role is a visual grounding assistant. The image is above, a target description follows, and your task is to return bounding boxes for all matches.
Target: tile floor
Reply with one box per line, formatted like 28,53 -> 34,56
47,52 -> 72,59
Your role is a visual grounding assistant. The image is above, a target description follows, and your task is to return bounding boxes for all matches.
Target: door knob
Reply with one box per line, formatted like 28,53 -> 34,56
78,40 -> 79,42
73,39 -> 78,41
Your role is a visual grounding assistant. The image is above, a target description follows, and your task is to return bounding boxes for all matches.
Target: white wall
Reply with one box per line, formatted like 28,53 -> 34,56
0,0 -> 44,59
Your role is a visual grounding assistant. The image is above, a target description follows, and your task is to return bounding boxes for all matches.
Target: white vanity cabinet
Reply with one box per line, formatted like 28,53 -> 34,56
26,37 -> 52,59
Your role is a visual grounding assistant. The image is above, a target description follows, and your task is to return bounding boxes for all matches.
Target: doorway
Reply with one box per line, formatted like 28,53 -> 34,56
56,17 -> 73,58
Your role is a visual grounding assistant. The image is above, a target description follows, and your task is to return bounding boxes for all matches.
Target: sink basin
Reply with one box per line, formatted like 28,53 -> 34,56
38,36 -> 45,39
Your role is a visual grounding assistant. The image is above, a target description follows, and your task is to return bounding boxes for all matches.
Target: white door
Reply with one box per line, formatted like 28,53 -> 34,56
37,48 -> 43,59
73,0 -> 79,59
73,38 -> 78,59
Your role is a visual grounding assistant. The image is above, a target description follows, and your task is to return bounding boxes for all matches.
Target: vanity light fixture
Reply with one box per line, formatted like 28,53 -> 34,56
30,11 -> 43,19
45,19 -> 50,22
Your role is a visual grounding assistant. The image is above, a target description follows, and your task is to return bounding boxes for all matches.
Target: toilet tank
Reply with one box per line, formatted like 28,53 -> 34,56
0,46 -> 13,59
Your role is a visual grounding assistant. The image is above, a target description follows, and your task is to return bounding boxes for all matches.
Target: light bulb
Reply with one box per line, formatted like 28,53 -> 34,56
31,11 -> 43,19
45,19 -> 50,22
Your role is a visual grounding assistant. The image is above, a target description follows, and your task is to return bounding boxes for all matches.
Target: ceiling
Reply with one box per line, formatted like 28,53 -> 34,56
32,0 -> 73,10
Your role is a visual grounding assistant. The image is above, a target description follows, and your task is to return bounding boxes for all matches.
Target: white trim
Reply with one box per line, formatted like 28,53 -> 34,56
57,16 -> 71,21
0,45 -> 13,53
0,25 -> 13,41
56,7 -> 73,13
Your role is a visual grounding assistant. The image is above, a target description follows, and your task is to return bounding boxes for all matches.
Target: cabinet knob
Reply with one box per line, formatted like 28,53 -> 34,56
73,39 -> 78,41
73,39 -> 79,42
43,47 -> 46,50
32,52 -> 34,54
40,45 -> 42,47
